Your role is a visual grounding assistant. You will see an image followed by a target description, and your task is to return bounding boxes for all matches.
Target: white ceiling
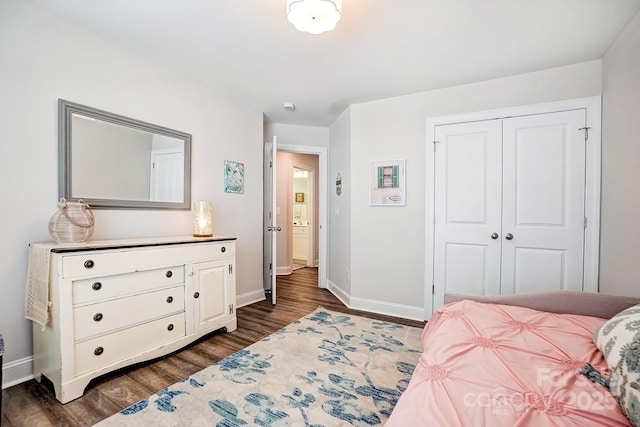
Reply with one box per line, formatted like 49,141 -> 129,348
26,0 -> 640,126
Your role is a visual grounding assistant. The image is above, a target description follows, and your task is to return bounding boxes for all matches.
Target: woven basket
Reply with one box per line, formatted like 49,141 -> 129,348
48,198 -> 95,244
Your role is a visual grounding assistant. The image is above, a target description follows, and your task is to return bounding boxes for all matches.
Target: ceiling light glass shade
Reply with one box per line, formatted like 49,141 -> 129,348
286,0 -> 342,35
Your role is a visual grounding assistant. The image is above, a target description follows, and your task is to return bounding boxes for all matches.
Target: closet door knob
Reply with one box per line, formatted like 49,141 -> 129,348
505,233 -> 514,240
193,292 -> 200,299
491,233 -> 499,240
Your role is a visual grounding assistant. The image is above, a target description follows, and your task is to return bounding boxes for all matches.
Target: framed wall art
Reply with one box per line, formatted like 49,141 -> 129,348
224,160 -> 244,194
370,159 -> 406,206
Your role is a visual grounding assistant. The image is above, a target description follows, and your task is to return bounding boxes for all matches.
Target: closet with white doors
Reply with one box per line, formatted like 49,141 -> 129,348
425,97 -> 601,316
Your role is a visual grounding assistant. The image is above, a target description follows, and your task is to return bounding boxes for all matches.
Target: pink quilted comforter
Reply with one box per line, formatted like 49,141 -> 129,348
387,300 -> 630,426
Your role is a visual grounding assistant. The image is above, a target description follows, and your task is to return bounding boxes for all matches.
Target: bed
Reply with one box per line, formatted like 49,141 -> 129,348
387,292 -> 640,427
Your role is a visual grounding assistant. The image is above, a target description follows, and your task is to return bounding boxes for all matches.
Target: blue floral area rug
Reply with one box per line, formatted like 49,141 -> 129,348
96,307 -> 423,426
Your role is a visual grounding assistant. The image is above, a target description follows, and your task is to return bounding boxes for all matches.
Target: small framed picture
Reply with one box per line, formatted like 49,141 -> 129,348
295,192 -> 305,203
224,160 -> 244,194
370,159 -> 406,206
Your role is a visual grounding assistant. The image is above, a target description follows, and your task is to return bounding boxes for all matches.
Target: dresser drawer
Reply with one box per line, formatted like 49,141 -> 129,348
73,266 -> 184,305
61,243 -> 234,278
211,242 -> 234,257
74,285 -> 185,341
74,313 -> 185,376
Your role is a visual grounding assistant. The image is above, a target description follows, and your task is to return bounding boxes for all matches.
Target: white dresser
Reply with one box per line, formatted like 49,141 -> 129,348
30,236 -> 236,403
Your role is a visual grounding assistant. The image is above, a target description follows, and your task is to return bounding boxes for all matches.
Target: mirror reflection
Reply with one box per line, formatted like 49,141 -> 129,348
59,100 -> 191,209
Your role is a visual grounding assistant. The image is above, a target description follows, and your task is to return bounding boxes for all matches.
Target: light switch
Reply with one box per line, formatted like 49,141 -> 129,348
334,206 -> 340,216
276,207 -> 281,215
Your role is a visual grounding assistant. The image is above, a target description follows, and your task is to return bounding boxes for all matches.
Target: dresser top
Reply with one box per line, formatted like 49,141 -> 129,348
31,235 -> 236,253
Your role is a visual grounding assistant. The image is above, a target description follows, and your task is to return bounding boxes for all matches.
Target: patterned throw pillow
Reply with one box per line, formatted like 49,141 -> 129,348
610,344 -> 640,427
594,304 -> 640,370
594,304 -> 640,427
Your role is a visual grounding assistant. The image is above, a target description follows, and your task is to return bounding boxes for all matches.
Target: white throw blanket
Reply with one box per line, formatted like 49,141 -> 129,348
24,244 -> 52,329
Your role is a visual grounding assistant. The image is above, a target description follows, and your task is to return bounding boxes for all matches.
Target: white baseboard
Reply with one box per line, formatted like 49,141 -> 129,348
2,355 -> 33,389
326,280 -> 350,307
236,289 -> 266,308
276,265 -> 292,275
349,296 -> 425,322
326,280 -> 425,322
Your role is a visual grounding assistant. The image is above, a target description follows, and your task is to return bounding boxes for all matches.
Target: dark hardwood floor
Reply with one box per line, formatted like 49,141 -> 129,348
1,268 -> 425,426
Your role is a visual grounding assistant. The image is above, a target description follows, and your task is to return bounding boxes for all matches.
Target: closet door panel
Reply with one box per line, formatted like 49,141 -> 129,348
512,248 -> 567,294
442,243 -> 493,296
501,110 -> 586,294
433,120 -> 502,304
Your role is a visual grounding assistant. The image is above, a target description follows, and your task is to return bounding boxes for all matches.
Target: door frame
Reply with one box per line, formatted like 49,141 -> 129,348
424,96 -> 602,319
278,143 -> 328,289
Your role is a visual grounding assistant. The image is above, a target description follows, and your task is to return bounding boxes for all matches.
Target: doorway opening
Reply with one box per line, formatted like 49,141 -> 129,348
263,139 -> 328,306
277,143 -> 328,290
276,152 -> 319,276
291,164 -> 316,271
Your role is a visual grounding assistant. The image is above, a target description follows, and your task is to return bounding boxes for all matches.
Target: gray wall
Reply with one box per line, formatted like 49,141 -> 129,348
328,109 -> 352,300
600,11 -> 640,296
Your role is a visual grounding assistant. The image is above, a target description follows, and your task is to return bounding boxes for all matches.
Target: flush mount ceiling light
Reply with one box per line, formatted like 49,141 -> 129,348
286,0 -> 342,35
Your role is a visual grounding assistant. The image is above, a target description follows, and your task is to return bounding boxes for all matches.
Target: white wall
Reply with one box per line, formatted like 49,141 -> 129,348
328,109 -> 351,301
600,11 -> 640,296
265,123 -> 330,148
0,0 -> 263,386
343,61 -> 602,319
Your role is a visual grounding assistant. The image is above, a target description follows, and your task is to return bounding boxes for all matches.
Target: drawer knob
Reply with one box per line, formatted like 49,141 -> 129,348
166,270 -> 173,278
93,313 -> 103,322
167,323 -> 174,331
94,346 -> 104,356
84,260 -> 95,269
221,246 -> 226,253
193,292 -> 200,299
166,296 -> 174,303
92,282 -> 102,291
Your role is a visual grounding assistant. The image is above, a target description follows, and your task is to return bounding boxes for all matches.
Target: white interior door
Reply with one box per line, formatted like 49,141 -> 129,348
500,110 -> 586,294
433,119 -> 503,308
263,136 -> 278,304
150,149 -> 184,202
